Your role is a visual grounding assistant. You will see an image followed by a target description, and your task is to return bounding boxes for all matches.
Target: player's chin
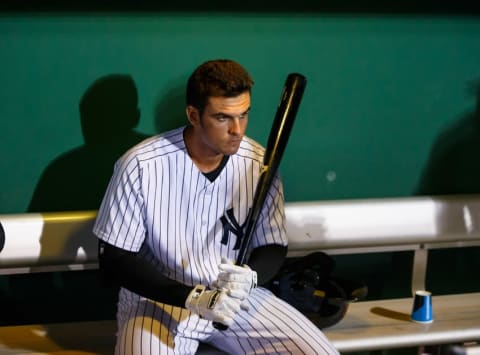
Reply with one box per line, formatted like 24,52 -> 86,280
223,141 -> 242,155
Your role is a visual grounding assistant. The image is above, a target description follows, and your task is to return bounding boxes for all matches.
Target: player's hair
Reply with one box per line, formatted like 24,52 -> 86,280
186,59 -> 254,114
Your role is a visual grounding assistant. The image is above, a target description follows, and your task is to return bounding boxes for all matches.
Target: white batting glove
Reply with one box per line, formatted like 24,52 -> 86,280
214,258 -> 257,301
185,285 -> 242,327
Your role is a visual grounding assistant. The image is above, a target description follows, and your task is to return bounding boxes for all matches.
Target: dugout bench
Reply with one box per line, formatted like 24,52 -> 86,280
0,195 -> 480,354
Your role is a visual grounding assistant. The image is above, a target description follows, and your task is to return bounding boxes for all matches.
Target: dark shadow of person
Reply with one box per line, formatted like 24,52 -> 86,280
393,79 -> 480,296
29,74 -> 150,212
416,80 -> 480,196
5,75 -> 150,352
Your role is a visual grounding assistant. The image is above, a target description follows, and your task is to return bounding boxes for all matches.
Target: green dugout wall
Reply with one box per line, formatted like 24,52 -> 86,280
1,11 -> 480,213
1,7 -> 480,329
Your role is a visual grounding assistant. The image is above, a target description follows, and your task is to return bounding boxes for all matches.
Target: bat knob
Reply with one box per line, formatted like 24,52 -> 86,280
213,321 -> 228,331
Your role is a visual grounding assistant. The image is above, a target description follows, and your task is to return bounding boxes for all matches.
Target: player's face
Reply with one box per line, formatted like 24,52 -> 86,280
189,91 -> 250,156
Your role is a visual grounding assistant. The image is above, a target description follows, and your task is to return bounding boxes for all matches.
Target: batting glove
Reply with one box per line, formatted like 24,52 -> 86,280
185,285 -> 242,327
214,258 -> 258,301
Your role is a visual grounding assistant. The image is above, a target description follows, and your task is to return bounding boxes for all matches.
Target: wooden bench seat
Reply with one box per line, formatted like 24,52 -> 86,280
1,293 -> 478,354
326,292 -> 480,352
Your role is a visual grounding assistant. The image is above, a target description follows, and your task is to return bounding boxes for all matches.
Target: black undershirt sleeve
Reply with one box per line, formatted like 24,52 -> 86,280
98,241 -> 287,305
98,241 -> 191,307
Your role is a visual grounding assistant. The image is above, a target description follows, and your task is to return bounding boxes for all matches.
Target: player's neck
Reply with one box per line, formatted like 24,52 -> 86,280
183,126 -> 224,173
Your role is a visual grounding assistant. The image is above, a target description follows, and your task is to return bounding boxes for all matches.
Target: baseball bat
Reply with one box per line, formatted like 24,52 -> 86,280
213,72 -> 307,330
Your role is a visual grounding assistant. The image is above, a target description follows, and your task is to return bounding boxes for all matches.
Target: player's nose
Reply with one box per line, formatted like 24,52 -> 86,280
229,117 -> 242,136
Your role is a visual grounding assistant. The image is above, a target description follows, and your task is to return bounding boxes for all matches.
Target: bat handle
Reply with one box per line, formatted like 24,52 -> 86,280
213,321 -> 229,331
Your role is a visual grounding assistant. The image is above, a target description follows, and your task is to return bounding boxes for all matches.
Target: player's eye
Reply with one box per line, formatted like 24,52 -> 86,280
211,110 -> 249,122
212,114 -> 231,122
239,109 -> 250,119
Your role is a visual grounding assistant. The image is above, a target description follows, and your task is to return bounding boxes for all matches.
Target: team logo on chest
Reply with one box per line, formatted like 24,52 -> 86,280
220,208 -> 248,250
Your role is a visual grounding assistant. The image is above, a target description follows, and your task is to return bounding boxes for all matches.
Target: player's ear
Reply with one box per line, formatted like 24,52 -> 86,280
186,105 -> 201,127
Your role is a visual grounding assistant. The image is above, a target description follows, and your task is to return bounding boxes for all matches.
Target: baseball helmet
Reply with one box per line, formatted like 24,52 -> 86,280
268,252 -> 368,329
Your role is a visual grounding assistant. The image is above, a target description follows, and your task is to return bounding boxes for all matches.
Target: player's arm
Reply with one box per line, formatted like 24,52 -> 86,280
99,241 -> 243,326
98,241 -> 191,307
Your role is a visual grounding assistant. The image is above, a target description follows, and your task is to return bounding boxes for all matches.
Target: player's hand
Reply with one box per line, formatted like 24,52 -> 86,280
214,258 -> 257,301
185,285 -> 242,327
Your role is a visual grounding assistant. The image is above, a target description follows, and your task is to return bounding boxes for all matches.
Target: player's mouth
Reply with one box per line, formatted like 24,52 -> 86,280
224,139 -> 242,154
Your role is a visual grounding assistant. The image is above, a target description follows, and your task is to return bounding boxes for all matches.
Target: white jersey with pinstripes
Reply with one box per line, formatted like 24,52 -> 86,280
93,127 -> 340,355
93,126 -> 287,290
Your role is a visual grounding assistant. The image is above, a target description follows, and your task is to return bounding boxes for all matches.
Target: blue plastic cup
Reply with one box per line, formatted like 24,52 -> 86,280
411,290 -> 433,323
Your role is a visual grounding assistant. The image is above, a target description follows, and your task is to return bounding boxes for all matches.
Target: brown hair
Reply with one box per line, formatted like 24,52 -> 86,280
186,59 -> 254,113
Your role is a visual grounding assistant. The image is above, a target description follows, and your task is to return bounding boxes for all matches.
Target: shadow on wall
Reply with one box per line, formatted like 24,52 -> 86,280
416,79 -> 480,294
392,78 -> 480,295
0,74 -> 191,352
416,79 -> 480,196
2,74 -> 152,330
28,73 -> 151,213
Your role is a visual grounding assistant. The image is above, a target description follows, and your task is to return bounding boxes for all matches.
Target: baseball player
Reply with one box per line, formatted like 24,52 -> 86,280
93,59 -> 339,354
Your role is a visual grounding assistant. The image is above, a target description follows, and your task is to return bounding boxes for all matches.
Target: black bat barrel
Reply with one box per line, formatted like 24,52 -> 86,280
236,73 -> 307,265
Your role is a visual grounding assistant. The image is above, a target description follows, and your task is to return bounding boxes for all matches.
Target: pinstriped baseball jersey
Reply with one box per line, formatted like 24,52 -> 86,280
93,127 -> 339,355
93,126 -> 287,289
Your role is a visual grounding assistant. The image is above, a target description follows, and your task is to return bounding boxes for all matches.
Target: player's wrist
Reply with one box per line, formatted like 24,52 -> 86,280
185,284 -> 242,327
185,284 -> 206,314
244,264 -> 257,291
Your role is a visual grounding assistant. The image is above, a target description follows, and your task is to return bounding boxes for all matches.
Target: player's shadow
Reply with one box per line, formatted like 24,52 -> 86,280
392,79 -> 480,296
28,73 -> 151,270
5,74 -> 151,351
416,79 -> 480,294
4,74 -> 199,353
28,73 -> 151,213
415,80 -> 480,196
5,74 -> 194,353
26,73 -> 151,289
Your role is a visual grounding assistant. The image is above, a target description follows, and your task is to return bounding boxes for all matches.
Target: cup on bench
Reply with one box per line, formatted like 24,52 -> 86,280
411,290 -> 433,323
